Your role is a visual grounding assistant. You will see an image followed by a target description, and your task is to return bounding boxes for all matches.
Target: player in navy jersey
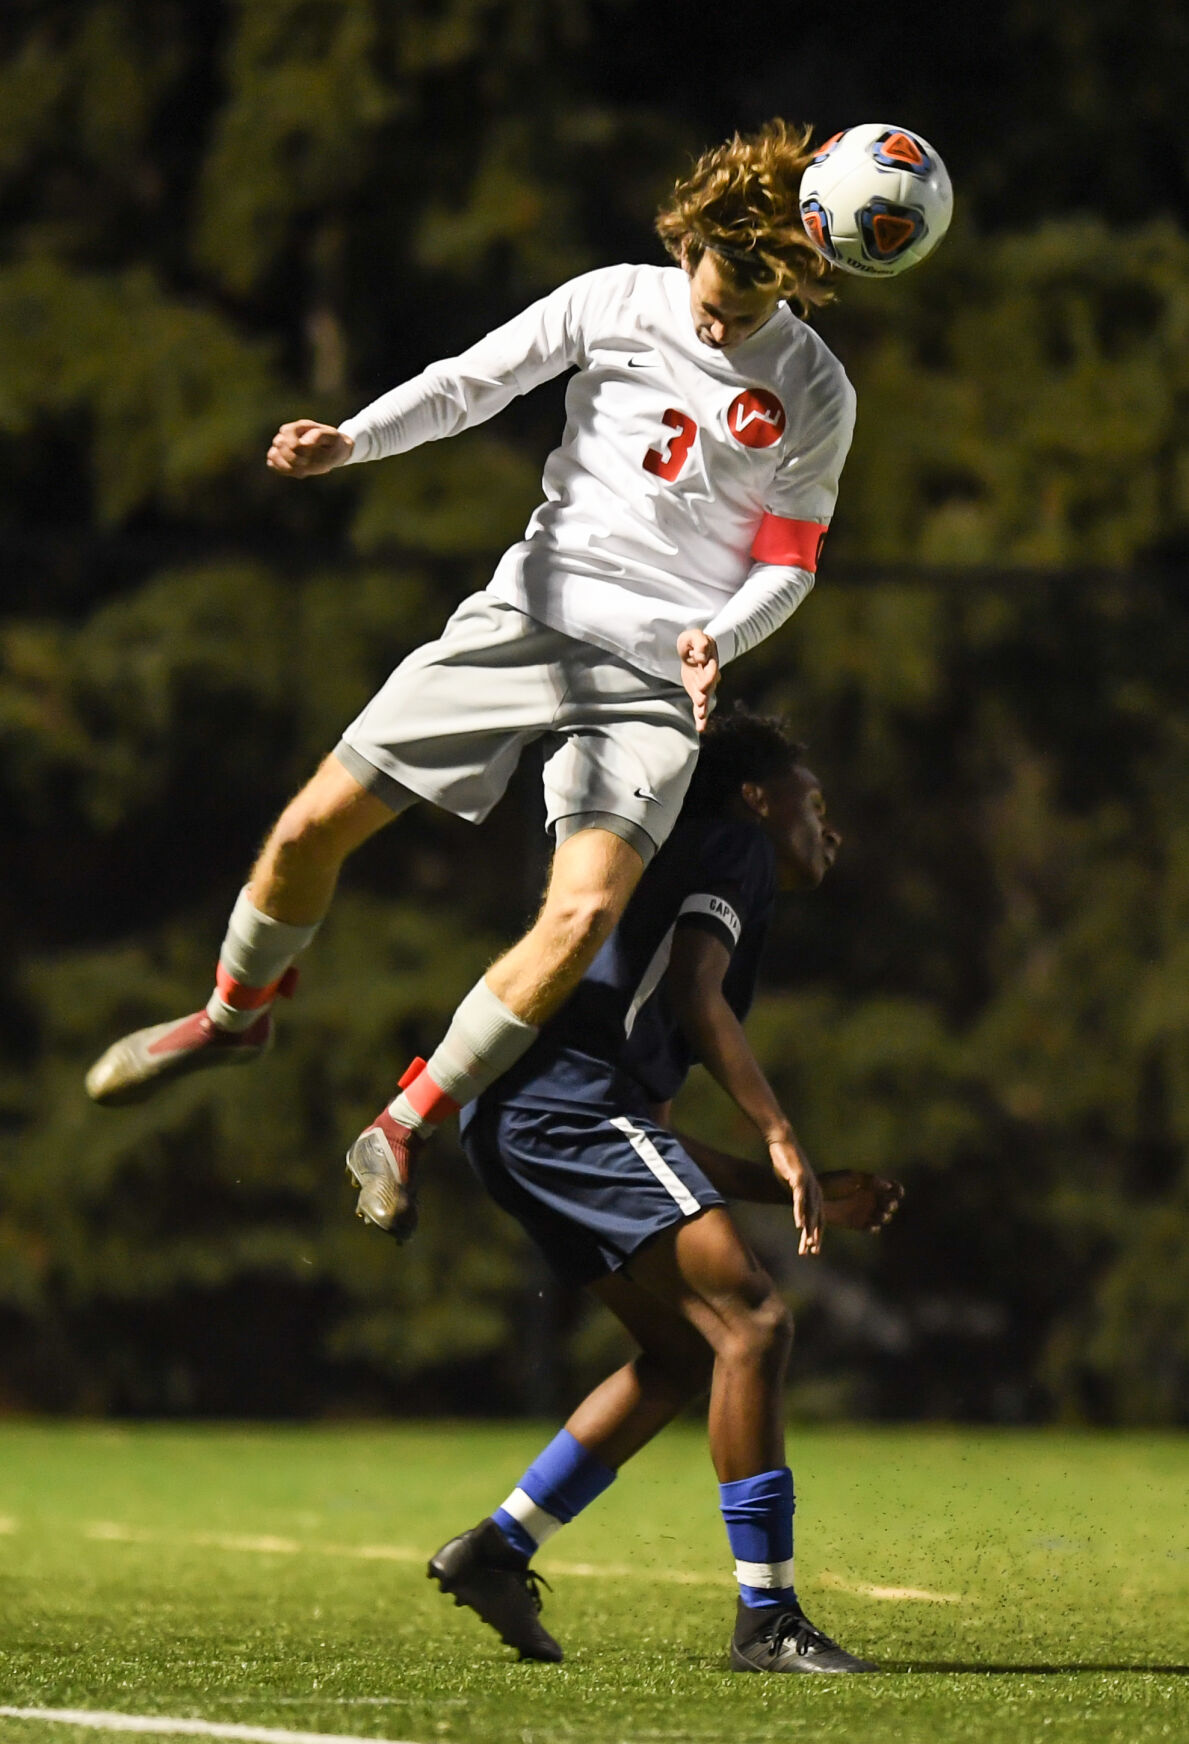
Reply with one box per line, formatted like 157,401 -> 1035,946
84,122 -> 857,1251
429,712 -> 902,1673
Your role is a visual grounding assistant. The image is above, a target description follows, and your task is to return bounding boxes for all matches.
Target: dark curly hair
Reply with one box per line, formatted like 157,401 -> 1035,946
684,708 -> 806,816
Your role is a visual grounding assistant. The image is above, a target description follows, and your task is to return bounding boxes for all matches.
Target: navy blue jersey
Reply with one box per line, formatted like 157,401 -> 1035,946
471,812 -> 777,1122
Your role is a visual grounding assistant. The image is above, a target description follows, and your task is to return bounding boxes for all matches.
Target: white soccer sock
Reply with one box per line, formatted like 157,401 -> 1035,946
205,888 -> 321,1032
388,978 -> 538,1130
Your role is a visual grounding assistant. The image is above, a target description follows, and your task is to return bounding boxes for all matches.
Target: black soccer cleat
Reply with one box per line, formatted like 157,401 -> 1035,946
428,1517 -> 563,1663
729,1597 -> 878,1673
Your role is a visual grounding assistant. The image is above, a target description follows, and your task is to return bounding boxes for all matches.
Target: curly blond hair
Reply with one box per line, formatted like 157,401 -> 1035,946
655,119 -> 834,312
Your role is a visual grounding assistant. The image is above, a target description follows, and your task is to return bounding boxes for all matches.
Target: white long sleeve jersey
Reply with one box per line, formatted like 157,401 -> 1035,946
340,263 -> 856,685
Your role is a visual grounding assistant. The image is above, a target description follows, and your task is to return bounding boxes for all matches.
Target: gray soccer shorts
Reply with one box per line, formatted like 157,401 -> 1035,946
334,592 -> 699,859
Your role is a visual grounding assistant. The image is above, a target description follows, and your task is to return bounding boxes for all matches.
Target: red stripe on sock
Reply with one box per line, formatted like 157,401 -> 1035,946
403,1069 -> 460,1124
214,964 -> 291,1011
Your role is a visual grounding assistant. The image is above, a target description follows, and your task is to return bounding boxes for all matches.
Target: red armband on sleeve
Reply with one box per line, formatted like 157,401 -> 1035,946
750,513 -> 829,571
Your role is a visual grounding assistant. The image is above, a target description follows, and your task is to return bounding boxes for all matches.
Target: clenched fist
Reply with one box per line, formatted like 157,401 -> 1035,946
266,420 -> 354,477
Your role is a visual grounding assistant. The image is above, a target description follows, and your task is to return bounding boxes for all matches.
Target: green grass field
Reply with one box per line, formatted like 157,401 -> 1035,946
0,1424 -> 1186,1744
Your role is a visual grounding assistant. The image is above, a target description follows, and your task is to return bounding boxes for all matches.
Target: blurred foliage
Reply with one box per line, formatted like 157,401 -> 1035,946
0,0 -> 1186,1423
825,220 -> 1189,568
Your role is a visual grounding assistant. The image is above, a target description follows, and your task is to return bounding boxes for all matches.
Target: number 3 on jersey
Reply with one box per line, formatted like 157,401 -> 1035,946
643,408 -> 698,482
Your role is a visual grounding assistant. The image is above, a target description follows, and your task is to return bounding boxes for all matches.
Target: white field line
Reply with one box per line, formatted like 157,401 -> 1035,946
0,1711 -> 420,1744
550,1558 -> 717,1586
86,1525 -> 305,1556
78,1520 -> 963,1601
81,1521 -> 724,1584
818,1568 -> 963,1603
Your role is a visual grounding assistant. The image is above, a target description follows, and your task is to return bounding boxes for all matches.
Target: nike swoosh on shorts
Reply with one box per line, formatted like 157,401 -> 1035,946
634,786 -> 662,803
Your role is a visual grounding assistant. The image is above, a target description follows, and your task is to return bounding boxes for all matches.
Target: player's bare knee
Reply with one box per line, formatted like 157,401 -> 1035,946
537,887 -> 622,962
722,1292 -> 794,1373
262,757 -> 389,867
752,1293 -> 794,1373
265,803 -> 344,870
765,1293 -> 795,1361
267,775 -> 374,869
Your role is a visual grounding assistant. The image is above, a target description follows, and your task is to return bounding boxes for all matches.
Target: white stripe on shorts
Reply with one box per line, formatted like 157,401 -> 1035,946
609,1116 -> 701,1216
499,1487 -> 564,1547
734,1556 -> 797,1589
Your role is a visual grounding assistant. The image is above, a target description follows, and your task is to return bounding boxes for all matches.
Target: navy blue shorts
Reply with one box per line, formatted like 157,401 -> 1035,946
460,1096 -> 724,1287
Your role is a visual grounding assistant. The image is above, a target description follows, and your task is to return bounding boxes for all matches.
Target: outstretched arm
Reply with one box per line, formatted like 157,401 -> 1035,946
665,924 -> 824,1254
266,269 -> 594,478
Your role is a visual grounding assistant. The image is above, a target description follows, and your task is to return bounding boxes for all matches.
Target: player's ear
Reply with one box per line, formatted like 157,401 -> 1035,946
740,781 -> 768,819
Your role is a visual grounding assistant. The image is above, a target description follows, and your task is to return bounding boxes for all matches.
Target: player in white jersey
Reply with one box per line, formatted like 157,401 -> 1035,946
85,120 -> 856,1251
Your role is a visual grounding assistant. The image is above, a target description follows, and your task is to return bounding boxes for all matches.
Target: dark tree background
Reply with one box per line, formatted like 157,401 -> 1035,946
1,0 -> 1186,1422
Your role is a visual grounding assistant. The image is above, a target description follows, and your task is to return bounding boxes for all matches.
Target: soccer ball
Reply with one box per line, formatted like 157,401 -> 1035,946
799,123 -> 953,278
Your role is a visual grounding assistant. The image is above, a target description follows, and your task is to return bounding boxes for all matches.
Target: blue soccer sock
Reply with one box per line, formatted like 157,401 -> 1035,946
492,1428 -> 617,1560
719,1466 -> 798,1609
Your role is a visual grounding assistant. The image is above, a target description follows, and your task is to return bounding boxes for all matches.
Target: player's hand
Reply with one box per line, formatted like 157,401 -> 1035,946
768,1138 -> 823,1256
676,628 -> 720,734
266,420 -> 353,477
819,1170 -> 904,1233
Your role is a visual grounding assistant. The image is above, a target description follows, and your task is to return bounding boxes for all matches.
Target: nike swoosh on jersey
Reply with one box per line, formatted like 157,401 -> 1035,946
633,786 -> 662,803
626,354 -> 659,368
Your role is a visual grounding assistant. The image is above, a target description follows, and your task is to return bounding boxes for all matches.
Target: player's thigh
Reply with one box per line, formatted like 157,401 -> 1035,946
544,653 -> 699,860
623,1205 -> 778,1346
591,1268 -> 713,1390
337,594 -> 562,824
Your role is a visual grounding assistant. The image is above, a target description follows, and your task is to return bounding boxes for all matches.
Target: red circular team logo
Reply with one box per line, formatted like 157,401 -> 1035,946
726,388 -> 786,449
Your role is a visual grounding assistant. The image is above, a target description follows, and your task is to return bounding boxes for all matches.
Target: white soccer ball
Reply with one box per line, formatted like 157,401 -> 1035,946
799,123 -> 953,278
